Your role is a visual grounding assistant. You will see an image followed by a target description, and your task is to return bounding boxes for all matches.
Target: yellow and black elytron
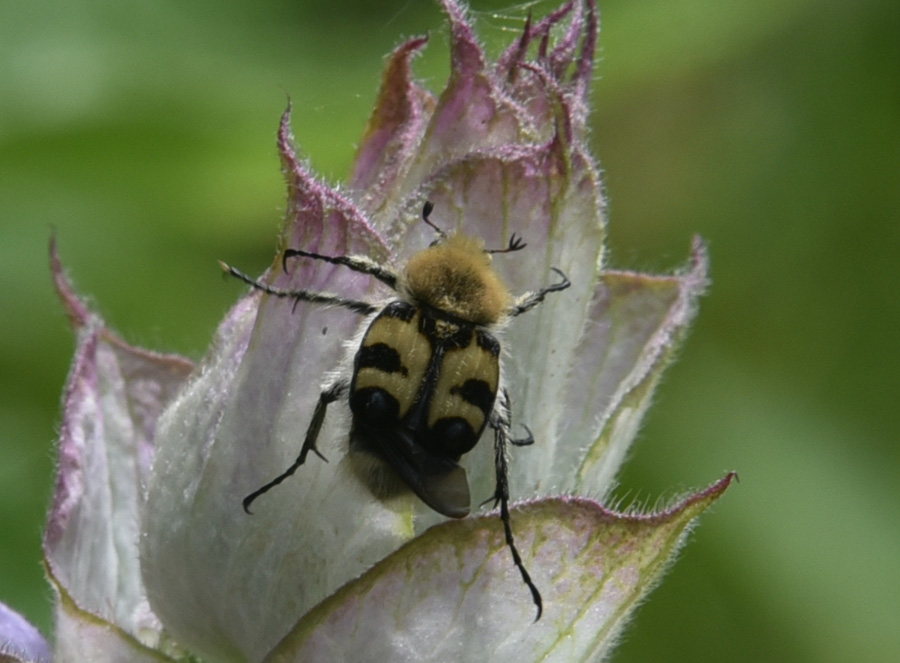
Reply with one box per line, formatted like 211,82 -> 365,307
220,202 -> 569,619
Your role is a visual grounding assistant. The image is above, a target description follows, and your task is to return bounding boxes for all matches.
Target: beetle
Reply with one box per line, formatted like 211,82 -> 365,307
220,201 -> 570,619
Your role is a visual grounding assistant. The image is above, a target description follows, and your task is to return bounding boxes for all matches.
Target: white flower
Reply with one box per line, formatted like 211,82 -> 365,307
2,2 -> 733,661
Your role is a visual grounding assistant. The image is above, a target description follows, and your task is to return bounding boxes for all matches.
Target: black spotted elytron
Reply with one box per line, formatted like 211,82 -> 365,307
220,201 -> 570,619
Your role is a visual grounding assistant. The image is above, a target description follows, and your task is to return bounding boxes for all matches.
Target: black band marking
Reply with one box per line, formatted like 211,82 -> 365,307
451,378 -> 496,416
357,343 -> 407,376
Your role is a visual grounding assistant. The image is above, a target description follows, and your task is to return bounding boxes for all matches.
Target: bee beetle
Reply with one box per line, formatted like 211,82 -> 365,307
220,201 -> 570,619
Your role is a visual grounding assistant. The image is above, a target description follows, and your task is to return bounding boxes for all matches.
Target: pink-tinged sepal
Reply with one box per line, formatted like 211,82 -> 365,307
350,37 -> 434,219
568,237 -> 710,496
264,474 -> 736,663
45,244 -> 194,658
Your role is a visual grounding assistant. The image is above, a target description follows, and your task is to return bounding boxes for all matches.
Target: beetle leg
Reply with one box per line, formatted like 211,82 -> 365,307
219,261 -> 377,315
506,267 -> 571,317
510,423 -> 534,447
495,388 -> 533,447
488,394 -> 544,621
282,249 -> 397,289
242,379 -> 349,514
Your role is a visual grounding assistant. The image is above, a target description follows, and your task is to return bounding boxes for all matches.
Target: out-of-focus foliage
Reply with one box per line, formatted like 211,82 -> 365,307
1,1 -> 897,662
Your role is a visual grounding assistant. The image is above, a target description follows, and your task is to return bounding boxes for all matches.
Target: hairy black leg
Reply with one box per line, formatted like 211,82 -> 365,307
242,380 -> 349,514
488,394 -> 543,621
219,261 -> 377,315
507,267 -> 571,317
282,250 -> 397,289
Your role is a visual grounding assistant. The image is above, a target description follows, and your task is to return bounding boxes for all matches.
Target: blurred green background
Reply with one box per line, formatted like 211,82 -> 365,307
2,0 -> 897,661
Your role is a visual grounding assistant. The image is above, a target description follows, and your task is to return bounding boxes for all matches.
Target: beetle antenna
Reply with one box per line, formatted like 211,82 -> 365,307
421,201 -> 447,241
